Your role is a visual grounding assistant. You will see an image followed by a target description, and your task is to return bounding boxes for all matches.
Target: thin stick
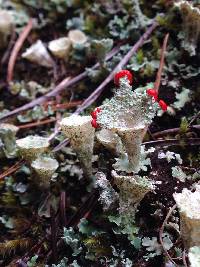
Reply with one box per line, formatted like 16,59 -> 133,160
159,204 -> 178,267
75,20 -> 158,113
154,33 -> 169,92
152,125 -> 200,138
143,138 -> 200,148
7,19 -> 33,83
50,206 -> 57,263
60,191 -> 67,227
0,45 -> 120,122
0,159 -> 25,180
189,111 -> 200,126
18,118 -> 56,129
182,249 -> 189,267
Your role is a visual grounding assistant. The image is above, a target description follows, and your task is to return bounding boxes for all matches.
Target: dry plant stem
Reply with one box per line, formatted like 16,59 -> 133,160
182,249 -> 189,267
50,207 -> 57,263
60,191 -> 67,227
7,19 -> 33,83
154,33 -> 169,92
0,159 -> 25,180
152,124 -> 200,138
159,204 -> 178,267
0,45 -> 120,122
75,19 -> 158,113
18,118 -> 56,129
143,138 -> 200,148
189,111 -> 200,126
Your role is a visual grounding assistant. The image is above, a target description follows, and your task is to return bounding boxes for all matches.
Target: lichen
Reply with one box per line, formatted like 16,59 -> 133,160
22,40 -> 54,68
96,78 -> 159,173
111,170 -> 154,217
95,172 -> 118,211
175,1 -> 200,53
96,129 -> 123,155
173,185 -> 200,248
48,37 -> 71,59
60,115 -> 95,179
31,156 -> 59,188
16,135 -> 49,161
188,246 -> 200,267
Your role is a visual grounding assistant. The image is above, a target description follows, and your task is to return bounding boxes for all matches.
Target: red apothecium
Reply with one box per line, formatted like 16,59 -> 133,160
114,70 -> 133,86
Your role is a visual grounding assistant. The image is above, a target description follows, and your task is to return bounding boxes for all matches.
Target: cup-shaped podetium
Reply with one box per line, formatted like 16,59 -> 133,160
31,156 -> 59,188
60,115 -> 95,179
48,37 -> 71,59
16,135 -> 49,162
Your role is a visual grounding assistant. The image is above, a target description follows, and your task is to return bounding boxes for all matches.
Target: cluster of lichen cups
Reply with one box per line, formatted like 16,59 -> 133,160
22,29 -> 87,68
92,70 -> 161,218
16,135 -> 58,189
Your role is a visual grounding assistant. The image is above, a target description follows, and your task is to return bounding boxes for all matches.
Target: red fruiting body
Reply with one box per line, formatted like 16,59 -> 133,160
146,89 -> 158,101
95,107 -> 101,113
114,70 -> 133,86
91,110 -> 97,119
159,100 -> 168,111
91,119 -> 99,128
91,107 -> 101,119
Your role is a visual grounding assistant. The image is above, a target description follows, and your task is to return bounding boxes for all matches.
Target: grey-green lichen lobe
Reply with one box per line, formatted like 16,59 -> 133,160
96,79 -> 158,130
16,135 -> 49,161
95,172 -> 118,211
0,123 -> 19,158
112,170 -> 154,216
31,156 -> 59,188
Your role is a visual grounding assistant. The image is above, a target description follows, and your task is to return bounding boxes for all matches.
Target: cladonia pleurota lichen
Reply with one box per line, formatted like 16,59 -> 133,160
60,115 -> 95,179
31,156 -> 59,188
95,172 -> 118,211
111,170 -> 154,217
96,78 -> 158,172
175,1 -> 200,50
68,29 -> 87,46
173,185 -> 200,249
96,129 -> 123,155
16,135 -> 50,161
48,37 -> 71,59
22,40 -> 54,68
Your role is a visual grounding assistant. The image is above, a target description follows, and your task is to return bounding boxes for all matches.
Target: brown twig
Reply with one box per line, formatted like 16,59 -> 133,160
0,159 -> 25,180
182,249 -> 189,267
50,206 -> 57,263
0,45 -> 121,122
152,125 -> 200,138
143,138 -> 200,148
159,204 -> 178,267
154,33 -> 169,93
189,111 -> 200,126
18,118 -> 56,129
60,191 -> 67,227
7,19 -> 33,83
